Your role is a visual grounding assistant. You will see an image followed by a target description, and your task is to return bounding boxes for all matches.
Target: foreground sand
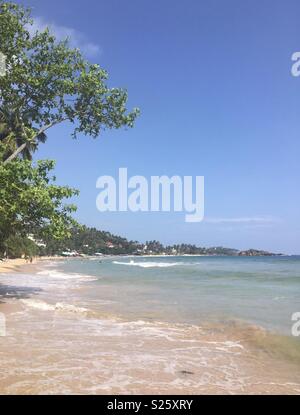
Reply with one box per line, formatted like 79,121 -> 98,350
0,259 -> 300,395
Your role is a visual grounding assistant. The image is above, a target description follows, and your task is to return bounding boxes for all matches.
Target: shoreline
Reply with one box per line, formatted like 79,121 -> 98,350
0,258 -> 34,274
0,257 -> 299,394
0,253 -> 289,274
0,256 -> 68,274
0,256 -> 67,314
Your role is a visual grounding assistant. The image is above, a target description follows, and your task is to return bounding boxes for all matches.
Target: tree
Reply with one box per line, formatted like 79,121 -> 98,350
3,234 -> 39,259
0,149 -> 79,256
0,108 -> 47,160
41,224 -> 141,256
0,1 -> 139,164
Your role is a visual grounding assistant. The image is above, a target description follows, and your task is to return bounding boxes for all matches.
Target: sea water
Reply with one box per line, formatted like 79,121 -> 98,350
0,255 -> 299,394
60,255 -> 300,335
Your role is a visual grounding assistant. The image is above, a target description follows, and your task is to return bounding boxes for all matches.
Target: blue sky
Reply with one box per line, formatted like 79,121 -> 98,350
17,0 -> 300,253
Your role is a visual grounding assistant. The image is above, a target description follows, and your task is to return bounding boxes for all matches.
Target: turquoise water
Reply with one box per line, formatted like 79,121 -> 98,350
60,255 -> 300,336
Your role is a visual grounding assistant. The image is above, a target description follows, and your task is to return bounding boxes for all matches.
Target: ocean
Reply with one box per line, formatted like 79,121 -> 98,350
0,255 -> 299,394
61,255 -> 300,334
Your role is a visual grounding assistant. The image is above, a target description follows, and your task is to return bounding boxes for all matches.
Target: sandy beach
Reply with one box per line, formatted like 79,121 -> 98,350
0,258 -> 32,274
0,257 -> 299,394
0,257 -> 64,315
0,257 -> 64,274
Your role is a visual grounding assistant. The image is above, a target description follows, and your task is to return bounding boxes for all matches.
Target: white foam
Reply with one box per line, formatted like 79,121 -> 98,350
20,299 -> 89,315
20,299 -> 55,311
37,269 -> 98,282
54,302 -> 89,314
113,260 -> 183,268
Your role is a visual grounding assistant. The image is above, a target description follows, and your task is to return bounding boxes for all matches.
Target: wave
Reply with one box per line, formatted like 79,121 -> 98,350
37,269 -> 98,282
113,260 -> 184,268
20,299 -> 55,311
20,299 -> 89,315
17,298 -> 300,367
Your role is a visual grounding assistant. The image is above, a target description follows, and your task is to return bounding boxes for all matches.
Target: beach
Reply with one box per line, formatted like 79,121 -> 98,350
0,256 -> 300,395
0,258 -> 33,274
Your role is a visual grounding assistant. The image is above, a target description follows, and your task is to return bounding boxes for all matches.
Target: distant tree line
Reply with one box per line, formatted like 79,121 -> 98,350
35,229 -> 242,257
2,223 -> 276,259
39,225 -> 141,256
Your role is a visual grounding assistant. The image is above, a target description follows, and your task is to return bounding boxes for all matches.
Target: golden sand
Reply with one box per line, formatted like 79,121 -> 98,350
0,256 -> 66,274
0,258 -> 30,273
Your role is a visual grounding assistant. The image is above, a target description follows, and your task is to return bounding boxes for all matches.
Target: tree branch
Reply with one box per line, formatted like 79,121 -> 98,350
3,119 -> 67,165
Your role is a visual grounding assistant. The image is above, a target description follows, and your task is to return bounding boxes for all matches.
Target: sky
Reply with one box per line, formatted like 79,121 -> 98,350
15,0 -> 300,253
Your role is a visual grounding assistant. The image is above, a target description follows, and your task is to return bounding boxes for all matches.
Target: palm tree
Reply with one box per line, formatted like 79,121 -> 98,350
0,109 -> 47,161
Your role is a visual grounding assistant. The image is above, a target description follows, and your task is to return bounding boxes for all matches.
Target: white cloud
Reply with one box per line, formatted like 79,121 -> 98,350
28,16 -> 101,58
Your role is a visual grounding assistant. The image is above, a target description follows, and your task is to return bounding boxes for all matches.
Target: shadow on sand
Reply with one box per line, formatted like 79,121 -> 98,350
0,284 -> 42,304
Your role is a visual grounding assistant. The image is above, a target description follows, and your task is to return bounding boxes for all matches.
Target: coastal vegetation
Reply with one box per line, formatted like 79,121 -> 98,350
31,226 -> 277,257
0,156 -> 79,257
0,1 -> 138,258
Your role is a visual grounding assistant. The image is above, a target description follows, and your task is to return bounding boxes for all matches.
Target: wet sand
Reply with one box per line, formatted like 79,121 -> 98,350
0,259 -> 300,395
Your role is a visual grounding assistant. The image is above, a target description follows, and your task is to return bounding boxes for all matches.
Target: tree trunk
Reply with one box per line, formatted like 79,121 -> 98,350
2,120 -> 63,165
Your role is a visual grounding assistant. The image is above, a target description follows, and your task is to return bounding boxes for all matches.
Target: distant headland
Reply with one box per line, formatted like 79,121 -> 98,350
34,225 -> 282,258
